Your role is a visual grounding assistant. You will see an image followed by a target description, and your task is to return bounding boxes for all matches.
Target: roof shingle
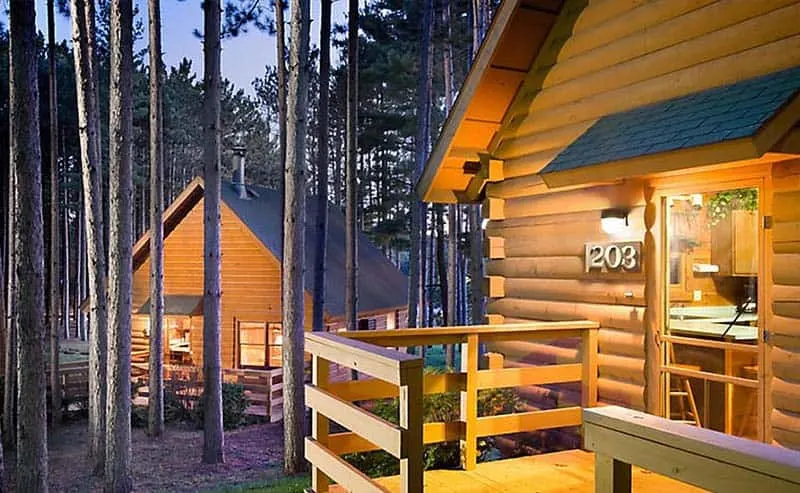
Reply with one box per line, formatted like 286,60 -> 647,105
542,66 -> 800,175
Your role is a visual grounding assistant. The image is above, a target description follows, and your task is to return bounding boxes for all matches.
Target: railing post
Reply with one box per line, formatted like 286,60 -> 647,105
399,365 -> 424,493
582,327 -> 598,409
460,333 -> 479,470
311,355 -> 330,492
484,352 -> 504,370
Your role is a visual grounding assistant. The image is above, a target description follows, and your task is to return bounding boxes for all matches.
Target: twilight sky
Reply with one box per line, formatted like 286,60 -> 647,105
31,0 -> 348,94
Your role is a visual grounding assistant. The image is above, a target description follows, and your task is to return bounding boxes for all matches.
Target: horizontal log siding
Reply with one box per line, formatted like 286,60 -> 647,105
486,182 -> 647,410
770,160 -> 800,450
132,199 -> 313,369
489,0 -> 800,177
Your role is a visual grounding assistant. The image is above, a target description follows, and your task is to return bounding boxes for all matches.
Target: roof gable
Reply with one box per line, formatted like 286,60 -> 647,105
132,179 -> 409,320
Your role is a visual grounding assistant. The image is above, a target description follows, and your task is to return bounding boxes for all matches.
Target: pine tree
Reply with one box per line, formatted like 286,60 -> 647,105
147,0 -> 166,438
106,0 -> 134,489
409,0 -> 433,329
3,166 -> 16,450
202,0 -> 225,465
70,0 -> 109,470
312,0 -> 331,332
10,0 -> 49,489
282,0 -> 311,475
47,0 -> 63,430
345,0 -> 358,331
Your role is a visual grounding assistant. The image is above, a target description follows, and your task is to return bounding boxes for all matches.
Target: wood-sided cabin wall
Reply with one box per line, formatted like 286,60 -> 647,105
488,0 -> 800,180
485,180 -> 648,410
770,158 -> 800,450
132,197 -> 313,369
472,0 -> 800,436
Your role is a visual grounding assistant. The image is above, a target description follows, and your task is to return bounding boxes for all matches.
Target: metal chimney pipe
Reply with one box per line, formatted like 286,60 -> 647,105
233,132 -> 247,199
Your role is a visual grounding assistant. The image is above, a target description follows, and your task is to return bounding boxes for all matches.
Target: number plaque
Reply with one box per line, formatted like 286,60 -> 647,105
585,241 -> 642,273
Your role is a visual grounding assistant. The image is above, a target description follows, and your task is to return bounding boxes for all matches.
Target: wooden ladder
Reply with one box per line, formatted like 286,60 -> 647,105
668,346 -> 701,427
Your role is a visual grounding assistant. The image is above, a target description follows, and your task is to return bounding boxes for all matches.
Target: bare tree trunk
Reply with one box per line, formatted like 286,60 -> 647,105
71,0 -> 108,470
312,0 -> 331,333
468,0 -> 487,326
409,0 -> 433,330
435,205 -> 447,324
47,0 -> 62,428
282,0 -> 310,475
345,0 -> 359,332
106,0 -> 134,489
10,1 -> 49,488
0,226 -> 5,488
202,0 -> 224,465
63,207 -> 70,339
275,0 -> 287,232
443,0 -> 457,345
3,156 -> 17,452
147,0 -> 165,439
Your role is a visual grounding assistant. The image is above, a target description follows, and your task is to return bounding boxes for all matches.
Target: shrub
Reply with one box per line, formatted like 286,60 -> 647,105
344,368 -> 522,477
195,382 -> 250,430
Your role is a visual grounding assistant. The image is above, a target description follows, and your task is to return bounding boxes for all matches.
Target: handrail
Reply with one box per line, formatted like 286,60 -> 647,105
585,405 -> 800,492
319,320 -> 599,475
305,332 -> 424,493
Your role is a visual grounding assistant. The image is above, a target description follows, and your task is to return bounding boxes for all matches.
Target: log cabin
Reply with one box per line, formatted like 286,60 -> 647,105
130,177 -> 409,371
416,0 -> 800,452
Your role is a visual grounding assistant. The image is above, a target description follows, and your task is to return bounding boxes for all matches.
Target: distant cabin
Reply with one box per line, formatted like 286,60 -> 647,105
130,177 -> 408,370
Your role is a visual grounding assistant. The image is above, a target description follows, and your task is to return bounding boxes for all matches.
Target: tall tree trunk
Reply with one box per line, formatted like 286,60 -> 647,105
345,0 -> 358,331
71,0 -> 108,470
10,1 -> 49,488
409,0 -> 433,329
275,0 -> 287,232
312,0 -> 331,332
0,225 -> 5,486
147,0 -> 165,439
47,0 -> 62,428
3,151 -> 17,451
443,1 -> 457,334
106,0 -> 134,489
435,205 -> 447,324
202,0 -> 224,465
282,0 -> 310,475
468,0 -> 487,326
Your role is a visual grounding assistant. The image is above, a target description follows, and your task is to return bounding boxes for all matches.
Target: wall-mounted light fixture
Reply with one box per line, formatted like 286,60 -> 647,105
601,208 -> 629,235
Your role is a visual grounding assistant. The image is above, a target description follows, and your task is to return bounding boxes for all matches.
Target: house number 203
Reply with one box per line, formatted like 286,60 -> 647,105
584,241 -> 642,273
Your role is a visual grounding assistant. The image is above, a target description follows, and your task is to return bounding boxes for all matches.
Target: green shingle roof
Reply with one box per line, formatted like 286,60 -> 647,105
542,66 -> 800,175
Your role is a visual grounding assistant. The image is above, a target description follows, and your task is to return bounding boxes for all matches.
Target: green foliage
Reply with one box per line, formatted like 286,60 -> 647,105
708,188 -> 758,227
195,383 -> 250,431
202,473 -> 310,493
344,369 -> 523,477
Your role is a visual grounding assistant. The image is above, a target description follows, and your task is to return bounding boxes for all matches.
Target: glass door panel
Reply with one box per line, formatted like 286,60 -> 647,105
662,188 -> 760,439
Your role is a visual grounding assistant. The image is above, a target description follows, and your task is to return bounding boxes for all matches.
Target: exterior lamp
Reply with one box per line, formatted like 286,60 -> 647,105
601,208 -> 629,235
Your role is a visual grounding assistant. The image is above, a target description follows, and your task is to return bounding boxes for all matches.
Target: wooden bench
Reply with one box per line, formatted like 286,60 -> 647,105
584,405 -> 800,493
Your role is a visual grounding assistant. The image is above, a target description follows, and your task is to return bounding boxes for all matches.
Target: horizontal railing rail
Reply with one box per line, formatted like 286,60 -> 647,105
320,321 -> 599,473
305,332 -> 424,493
584,405 -> 800,492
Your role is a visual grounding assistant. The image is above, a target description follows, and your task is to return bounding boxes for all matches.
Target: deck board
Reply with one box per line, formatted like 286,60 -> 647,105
329,450 -> 705,492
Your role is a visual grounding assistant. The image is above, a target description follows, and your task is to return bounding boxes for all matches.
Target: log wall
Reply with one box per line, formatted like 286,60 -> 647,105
485,180 -> 648,410
487,0 -> 800,182
770,159 -> 800,450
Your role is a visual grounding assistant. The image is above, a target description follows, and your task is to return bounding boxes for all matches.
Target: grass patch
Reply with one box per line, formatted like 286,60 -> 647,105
204,474 -> 310,493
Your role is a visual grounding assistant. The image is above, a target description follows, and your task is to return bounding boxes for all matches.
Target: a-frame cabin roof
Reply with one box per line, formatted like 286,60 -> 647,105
132,178 -> 409,320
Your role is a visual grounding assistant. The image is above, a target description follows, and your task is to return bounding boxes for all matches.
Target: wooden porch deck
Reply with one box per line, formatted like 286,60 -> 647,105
335,450 -> 704,493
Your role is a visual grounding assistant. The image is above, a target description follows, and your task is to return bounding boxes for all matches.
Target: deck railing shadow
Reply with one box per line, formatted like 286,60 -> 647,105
304,320 -> 599,493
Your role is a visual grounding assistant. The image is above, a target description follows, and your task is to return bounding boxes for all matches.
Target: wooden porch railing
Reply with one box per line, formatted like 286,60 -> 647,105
584,405 -> 800,492
305,332 -> 424,493
304,320 -> 599,492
